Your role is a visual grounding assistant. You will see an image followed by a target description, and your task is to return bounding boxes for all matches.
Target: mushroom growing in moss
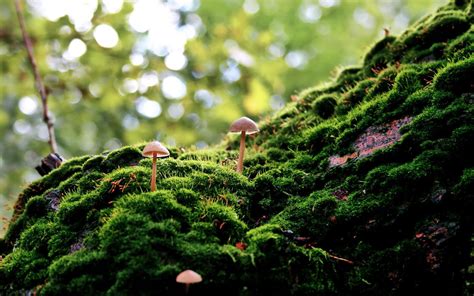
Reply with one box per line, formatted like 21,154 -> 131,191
229,116 -> 259,173
142,141 -> 170,191
176,269 -> 202,295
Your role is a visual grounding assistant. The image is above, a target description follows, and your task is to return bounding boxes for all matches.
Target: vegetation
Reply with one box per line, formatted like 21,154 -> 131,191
0,0 -> 473,295
0,0 -> 451,217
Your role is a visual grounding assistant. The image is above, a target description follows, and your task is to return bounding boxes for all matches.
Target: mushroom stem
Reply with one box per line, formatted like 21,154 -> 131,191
237,130 -> 246,173
151,152 -> 157,191
185,283 -> 190,295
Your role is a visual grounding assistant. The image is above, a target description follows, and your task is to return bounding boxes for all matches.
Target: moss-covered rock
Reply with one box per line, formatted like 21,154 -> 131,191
1,0 -> 473,295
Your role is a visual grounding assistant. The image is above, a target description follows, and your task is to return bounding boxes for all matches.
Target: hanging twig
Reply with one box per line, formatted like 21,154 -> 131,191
14,0 -> 58,153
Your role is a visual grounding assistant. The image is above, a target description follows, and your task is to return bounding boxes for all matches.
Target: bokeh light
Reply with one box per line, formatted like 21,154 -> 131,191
93,24 -> 119,48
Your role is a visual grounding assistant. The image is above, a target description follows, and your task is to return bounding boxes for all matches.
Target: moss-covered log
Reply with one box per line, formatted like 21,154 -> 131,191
1,0 -> 473,295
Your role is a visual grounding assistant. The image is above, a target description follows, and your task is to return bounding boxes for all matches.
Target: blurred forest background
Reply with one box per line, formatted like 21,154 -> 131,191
0,0 -> 446,234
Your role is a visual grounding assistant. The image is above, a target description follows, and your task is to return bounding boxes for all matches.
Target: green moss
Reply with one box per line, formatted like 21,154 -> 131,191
453,168 -> 474,205
340,79 -> 376,110
266,148 -> 294,162
2,1 -> 473,294
178,148 -> 237,165
244,224 -> 337,295
174,188 -> 200,208
433,56 -> 474,94
189,168 -> 252,198
400,11 -> 470,48
453,0 -> 470,9
335,66 -> 364,88
24,196 -> 49,218
56,194 -> 96,227
312,94 -> 338,119
47,225 -> 80,258
198,202 -> 247,242
363,36 -> 397,76
11,158 -> 85,220
366,66 -> 399,97
3,196 -> 51,246
468,1 -> 474,20
41,250 -> 111,295
400,42 -> 447,63
76,171 -> 105,193
114,191 -> 192,223
347,240 -> 426,295
383,69 -> 424,114
302,122 -> 338,153
82,155 -> 105,172
18,220 -> 55,255
252,166 -> 316,218
271,191 -> 338,239
160,176 -> 193,190
100,146 -> 143,172
185,222 -> 220,243
445,28 -> 474,61
0,248 -> 50,291
400,89 -> 432,115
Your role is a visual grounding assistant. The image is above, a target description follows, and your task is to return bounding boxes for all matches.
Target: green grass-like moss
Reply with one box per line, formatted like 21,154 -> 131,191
312,94 -> 338,119
1,0 -> 473,294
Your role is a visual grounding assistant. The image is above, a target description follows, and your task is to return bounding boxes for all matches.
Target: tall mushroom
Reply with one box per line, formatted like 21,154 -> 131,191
142,141 -> 170,191
176,269 -> 202,295
229,117 -> 259,173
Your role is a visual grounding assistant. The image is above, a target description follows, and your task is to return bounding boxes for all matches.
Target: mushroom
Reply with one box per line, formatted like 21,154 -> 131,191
142,141 -> 170,191
229,116 -> 259,173
176,269 -> 202,295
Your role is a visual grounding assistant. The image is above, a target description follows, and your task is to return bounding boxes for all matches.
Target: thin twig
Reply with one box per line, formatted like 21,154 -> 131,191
14,0 -> 58,153
328,253 -> 354,265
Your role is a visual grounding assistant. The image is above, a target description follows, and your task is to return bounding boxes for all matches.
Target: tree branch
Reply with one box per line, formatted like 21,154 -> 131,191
14,0 -> 58,153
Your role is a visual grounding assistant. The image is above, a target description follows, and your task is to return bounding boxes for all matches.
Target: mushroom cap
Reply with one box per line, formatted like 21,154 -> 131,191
229,117 -> 259,134
142,141 -> 170,158
176,269 -> 202,284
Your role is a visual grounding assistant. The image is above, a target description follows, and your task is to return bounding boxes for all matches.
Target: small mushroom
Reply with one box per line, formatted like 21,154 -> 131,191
229,117 -> 259,173
176,269 -> 202,295
142,141 -> 170,191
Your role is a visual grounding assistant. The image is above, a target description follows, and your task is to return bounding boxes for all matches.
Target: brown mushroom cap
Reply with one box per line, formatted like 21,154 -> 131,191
229,117 -> 259,134
142,141 -> 170,158
176,269 -> 202,284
